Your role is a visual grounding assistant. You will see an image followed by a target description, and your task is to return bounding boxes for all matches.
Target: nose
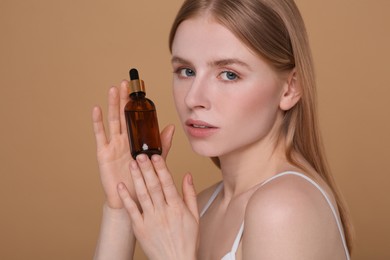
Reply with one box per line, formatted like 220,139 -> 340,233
184,74 -> 211,110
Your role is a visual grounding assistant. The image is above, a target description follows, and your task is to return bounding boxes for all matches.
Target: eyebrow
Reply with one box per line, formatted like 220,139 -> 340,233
171,56 -> 251,69
210,58 -> 250,69
171,56 -> 192,65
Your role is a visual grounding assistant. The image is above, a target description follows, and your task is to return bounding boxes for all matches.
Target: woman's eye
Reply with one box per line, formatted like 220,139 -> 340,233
178,68 -> 195,77
220,71 -> 238,81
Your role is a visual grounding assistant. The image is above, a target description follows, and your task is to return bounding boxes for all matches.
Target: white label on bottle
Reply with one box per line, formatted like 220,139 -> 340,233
142,143 -> 149,151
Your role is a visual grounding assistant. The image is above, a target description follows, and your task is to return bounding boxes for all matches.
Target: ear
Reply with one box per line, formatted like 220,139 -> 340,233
279,68 -> 301,111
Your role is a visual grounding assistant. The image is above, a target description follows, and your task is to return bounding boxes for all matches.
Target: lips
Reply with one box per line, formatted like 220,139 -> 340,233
185,119 -> 216,128
185,119 -> 219,138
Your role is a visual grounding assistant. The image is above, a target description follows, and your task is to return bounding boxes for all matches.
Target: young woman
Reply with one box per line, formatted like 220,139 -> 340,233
92,0 -> 353,259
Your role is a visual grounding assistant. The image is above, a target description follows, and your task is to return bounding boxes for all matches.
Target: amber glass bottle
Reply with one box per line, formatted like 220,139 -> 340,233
124,68 -> 162,159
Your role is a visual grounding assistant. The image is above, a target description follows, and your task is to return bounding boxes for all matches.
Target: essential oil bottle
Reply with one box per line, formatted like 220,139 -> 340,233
124,68 -> 162,159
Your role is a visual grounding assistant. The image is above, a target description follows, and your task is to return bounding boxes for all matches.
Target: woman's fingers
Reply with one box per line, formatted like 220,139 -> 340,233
117,182 -> 143,224
133,154 -> 181,208
130,154 -> 184,210
182,173 -> 199,222
160,125 -> 175,160
136,155 -> 166,207
107,86 -> 121,137
92,106 -> 108,149
119,81 -> 130,134
129,159 -> 154,212
151,155 -> 181,206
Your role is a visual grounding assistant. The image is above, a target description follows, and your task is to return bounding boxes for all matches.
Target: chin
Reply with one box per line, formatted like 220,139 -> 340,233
188,142 -> 222,158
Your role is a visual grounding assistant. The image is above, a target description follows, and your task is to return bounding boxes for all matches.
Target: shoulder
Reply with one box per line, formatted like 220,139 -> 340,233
246,173 -> 330,222
243,173 -> 339,259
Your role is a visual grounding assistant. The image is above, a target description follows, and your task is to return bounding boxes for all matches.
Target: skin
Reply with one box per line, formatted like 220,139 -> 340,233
93,15 -> 347,260
92,81 -> 177,259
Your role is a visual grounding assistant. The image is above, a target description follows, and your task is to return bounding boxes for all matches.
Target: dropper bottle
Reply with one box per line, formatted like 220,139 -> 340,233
124,68 -> 162,159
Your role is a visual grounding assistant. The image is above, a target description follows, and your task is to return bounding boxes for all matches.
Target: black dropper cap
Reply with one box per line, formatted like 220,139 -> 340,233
129,68 -> 139,80
129,68 -> 145,94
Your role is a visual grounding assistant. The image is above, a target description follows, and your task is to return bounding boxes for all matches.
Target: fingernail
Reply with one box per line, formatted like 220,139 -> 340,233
151,154 -> 160,162
109,87 -> 117,96
187,174 -> 193,185
130,160 -> 138,170
118,183 -> 125,190
137,154 -> 147,162
169,125 -> 175,136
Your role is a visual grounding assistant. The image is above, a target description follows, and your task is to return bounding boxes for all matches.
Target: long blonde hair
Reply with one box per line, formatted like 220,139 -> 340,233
169,0 -> 353,252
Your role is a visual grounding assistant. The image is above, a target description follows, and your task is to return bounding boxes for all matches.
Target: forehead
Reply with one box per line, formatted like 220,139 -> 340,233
171,16 -> 256,62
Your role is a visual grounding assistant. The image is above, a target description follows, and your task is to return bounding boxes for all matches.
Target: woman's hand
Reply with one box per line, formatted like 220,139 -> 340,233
118,154 -> 199,260
92,81 -> 174,209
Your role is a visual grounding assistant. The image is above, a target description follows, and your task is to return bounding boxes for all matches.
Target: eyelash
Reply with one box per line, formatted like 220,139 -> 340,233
219,71 -> 240,81
174,67 -> 195,78
173,67 -> 241,82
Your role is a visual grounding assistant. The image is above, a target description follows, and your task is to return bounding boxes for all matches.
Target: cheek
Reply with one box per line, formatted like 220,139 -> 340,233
172,86 -> 186,118
232,87 -> 281,132
241,83 -> 280,110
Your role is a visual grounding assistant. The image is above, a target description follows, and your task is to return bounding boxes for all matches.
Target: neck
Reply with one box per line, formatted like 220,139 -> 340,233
218,136 -> 291,199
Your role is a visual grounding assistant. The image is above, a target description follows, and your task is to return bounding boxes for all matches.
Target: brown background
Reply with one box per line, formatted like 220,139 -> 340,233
0,0 -> 389,259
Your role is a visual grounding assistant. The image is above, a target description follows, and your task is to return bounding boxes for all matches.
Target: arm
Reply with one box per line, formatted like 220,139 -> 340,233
92,81 -> 175,260
94,204 -> 135,260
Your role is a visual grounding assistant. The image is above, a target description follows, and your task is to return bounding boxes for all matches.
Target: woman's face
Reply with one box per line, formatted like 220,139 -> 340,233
171,16 -> 287,158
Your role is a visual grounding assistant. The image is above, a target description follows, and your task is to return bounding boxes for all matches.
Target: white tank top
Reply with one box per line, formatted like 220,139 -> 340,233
200,171 -> 351,260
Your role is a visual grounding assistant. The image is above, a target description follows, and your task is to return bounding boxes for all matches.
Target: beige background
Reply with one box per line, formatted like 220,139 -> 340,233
0,0 -> 389,259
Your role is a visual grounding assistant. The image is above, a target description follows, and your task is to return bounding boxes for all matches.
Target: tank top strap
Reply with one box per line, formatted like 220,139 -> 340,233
200,182 -> 223,217
231,221 -> 244,253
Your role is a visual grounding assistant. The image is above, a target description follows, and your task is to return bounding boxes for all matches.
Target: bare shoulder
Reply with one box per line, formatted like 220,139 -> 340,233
246,173 -> 332,221
243,173 -> 345,259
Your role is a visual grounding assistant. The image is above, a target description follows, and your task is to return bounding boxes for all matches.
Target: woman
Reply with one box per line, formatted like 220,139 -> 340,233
92,0 -> 353,259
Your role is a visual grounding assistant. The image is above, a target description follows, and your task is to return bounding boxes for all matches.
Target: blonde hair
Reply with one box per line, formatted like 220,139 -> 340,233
169,0 -> 353,252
